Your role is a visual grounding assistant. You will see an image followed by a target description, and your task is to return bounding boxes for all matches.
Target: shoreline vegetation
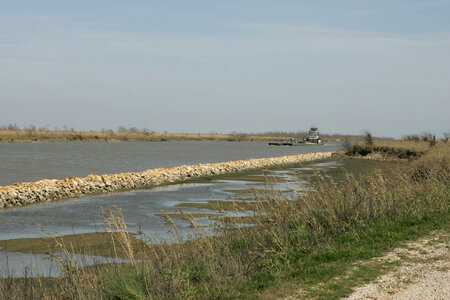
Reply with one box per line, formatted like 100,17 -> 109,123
0,138 -> 448,299
0,125 -> 376,143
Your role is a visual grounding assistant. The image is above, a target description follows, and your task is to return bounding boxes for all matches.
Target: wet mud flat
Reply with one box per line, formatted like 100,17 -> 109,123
0,158 -> 399,278
0,152 -> 334,209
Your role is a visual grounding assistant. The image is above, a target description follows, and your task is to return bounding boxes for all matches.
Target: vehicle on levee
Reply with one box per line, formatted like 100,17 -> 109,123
269,127 -> 323,146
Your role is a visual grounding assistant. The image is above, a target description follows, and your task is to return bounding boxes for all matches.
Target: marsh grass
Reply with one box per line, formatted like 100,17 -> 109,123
343,138 -> 449,159
0,143 -> 448,299
0,129 -> 255,143
0,128 -> 355,143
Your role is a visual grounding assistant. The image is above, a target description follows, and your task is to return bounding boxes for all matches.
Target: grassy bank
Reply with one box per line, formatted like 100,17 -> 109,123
0,143 -> 448,299
343,131 -> 444,159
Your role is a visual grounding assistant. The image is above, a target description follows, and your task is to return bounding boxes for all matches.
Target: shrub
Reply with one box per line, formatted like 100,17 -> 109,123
362,131 -> 374,146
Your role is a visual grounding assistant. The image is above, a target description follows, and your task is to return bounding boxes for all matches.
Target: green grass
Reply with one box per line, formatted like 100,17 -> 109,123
95,211 -> 448,300
102,145 -> 448,298
0,142 -> 448,299
259,211 -> 448,299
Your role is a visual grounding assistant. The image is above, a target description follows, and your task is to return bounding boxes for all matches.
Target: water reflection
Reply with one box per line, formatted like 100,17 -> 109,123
0,160 -> 342,277
0,250 -> 129,278
0,141 -> 340,186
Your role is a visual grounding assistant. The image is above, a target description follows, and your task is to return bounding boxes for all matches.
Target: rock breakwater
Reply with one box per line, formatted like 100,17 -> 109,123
0,151 -> 334,209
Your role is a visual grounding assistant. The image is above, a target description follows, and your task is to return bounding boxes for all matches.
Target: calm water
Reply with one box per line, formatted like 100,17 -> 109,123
0,161 -> 344,277
0,141 -> 340,277
0,141 -> 339,186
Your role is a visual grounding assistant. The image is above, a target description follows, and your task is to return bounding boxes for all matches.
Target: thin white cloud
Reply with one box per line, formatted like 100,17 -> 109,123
0,3 -> 449,136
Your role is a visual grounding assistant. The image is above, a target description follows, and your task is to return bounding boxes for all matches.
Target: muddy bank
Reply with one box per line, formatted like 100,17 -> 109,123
0,151 -> 334,209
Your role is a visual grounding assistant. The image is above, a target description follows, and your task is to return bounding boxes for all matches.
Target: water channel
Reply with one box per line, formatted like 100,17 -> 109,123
0,141 -> 339,186
0,141 -> 341,277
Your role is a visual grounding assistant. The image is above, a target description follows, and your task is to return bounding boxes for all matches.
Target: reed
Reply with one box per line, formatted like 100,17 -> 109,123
100,144 -> 449,299
0,143 -> 448,299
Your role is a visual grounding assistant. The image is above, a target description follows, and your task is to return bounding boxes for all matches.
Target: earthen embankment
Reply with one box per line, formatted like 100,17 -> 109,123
0,151 -> 334,209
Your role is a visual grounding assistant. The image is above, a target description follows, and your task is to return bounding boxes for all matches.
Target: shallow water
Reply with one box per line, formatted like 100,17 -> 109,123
0,169 -> 309,277
0,141 -> 339,186
0,250 -> 130,278
0,143 -> 340,277
0,171 -> 313,241
0,158 -> 401,278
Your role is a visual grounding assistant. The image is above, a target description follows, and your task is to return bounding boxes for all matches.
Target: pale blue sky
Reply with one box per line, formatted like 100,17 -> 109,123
1,0 -> 449,137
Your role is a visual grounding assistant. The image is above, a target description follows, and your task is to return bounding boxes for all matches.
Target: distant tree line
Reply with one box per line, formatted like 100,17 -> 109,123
0,124 -> 75,132
1,124 -> 448,143
402,131 -> 449,144
115,126 -> 155,135
0,124 -> 155,135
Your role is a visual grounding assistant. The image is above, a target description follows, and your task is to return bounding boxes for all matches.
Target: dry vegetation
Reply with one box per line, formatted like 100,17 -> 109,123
0,124 -> 364,143
0,140 -> 448,299
341,131 -> 446,159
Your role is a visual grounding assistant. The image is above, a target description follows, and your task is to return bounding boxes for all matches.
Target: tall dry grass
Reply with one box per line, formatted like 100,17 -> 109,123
344,136 -> 450,159
0,127 -> 361,143
0,144 -> 448,299
97,145 -> 448,299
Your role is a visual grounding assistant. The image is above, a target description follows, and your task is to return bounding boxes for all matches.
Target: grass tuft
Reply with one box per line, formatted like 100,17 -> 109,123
0,141 -> 448,299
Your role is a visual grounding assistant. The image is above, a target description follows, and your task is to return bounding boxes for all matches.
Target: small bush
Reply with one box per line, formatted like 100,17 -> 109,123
363,131 -> 374,146
443,132 -> 449,143
1,144 -> 448,299
421,132 -> 434,142
403,134 -> 420,142
341,138 -> 352,152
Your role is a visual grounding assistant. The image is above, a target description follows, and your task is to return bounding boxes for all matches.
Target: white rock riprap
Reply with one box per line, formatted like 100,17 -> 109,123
0,151 -> 335,209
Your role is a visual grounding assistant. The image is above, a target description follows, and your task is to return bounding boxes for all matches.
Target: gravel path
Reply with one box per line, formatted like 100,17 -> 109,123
345,230 -> 449,300
283,230 -> 449,300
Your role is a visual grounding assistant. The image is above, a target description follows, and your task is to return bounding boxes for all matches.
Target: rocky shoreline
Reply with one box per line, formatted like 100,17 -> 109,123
0,151 -> 334,209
